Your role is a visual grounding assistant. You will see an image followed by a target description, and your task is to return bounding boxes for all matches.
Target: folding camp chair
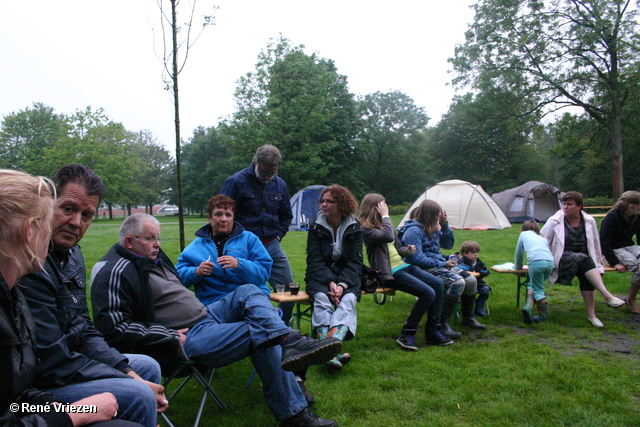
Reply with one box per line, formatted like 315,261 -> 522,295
138,336 -> 227,427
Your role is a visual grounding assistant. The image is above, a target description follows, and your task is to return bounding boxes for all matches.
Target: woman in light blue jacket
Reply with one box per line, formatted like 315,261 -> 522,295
514,220 -> 555,324
176,195 -> 272,306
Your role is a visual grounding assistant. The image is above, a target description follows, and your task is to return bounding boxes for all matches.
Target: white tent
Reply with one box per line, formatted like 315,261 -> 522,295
399,179 -> 511,230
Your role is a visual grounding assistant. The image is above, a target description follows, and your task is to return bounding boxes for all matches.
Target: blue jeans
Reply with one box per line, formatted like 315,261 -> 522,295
393,265 -> 444,333
264,239 -> 295,324
46,354 -> 161,427
183,285 -> 306,422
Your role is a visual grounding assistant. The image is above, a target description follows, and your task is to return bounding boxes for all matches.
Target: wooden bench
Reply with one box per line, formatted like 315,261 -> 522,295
270,287 -> 396,333
492,264 -> 616,307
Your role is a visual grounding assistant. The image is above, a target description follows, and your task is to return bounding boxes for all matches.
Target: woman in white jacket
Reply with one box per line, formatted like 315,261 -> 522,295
540,191 -> 624,327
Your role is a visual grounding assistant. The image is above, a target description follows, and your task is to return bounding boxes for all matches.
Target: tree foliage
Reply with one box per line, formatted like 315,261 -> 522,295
178,126 -> 233,213
0,102 -> 69,174
221,36 -> 363,194
451,0 -> 640,198
428,92 -> 549,194
357,90 -> 432,204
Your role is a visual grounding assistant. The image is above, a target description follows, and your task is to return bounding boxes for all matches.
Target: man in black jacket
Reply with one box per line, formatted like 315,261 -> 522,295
19,164 -> 167,427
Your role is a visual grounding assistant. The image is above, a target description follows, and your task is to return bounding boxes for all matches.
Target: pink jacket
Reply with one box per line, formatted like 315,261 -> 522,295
540,209 -> 604,285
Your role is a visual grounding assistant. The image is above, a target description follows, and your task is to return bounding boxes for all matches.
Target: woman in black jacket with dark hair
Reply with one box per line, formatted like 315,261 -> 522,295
305,185 -> 362,370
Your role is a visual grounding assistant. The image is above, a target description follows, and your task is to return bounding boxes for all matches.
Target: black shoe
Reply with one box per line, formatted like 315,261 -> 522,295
280,408 -> 338,427
461,317 -> 486,330
298,380 -> 315,405
281,336 -> 342,372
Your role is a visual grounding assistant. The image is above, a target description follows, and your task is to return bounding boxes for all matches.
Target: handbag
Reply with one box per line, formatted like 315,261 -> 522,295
361,264 -> 386,305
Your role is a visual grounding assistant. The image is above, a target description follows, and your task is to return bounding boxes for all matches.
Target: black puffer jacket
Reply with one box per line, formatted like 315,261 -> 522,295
0,273 -> 73,427
304,214 -> 363,298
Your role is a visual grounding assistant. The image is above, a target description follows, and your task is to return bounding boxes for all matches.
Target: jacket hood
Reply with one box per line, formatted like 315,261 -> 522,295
195,221 -> 245,240
397,219 -> 423,235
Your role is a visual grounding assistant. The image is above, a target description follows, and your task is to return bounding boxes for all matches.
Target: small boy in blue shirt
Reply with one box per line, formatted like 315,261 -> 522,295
456,241 -> 491,316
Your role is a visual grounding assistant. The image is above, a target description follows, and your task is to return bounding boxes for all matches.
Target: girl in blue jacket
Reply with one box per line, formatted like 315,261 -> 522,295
398,199 -> 484,340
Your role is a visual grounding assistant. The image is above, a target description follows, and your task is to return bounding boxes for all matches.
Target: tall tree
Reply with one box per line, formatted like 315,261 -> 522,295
358,90 -> 431,204
156,0 -> 215,249
451,0 -> 640,198
429,92 -> 548,193
221,37 -> 363,194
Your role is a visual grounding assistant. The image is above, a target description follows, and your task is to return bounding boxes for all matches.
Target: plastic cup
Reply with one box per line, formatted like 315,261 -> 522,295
276,285 -> 285,295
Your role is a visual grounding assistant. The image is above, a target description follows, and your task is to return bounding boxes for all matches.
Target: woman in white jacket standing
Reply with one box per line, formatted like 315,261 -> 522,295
540,191 -> 624,327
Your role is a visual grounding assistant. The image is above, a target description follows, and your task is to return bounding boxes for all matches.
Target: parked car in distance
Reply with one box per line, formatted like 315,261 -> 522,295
157,205 -> 180,216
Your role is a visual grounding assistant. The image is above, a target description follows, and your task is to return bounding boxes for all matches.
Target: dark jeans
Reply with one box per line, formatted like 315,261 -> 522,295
392,265 -> 444,333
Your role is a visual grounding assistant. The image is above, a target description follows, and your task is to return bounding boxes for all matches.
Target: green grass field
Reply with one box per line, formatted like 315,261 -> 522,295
82,215 -> 640,427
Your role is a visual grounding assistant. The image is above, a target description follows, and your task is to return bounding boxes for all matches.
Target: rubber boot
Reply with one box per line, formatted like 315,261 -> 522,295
439,295 -> 462,339
532,302 -> 548,323
522,292 -> 534,324
460,294 -> 486,330
475,293 -> 489,317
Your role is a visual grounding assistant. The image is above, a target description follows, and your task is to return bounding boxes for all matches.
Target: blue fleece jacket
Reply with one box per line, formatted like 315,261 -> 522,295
176,222 -> 272,306
398,219 -> 455,269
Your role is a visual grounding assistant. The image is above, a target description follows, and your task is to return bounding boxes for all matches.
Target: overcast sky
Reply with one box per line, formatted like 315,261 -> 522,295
1,1 -> 476,154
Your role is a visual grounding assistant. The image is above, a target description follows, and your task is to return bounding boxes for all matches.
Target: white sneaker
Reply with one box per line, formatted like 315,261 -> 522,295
606,296 -> 625,308
588,317 -> 604,327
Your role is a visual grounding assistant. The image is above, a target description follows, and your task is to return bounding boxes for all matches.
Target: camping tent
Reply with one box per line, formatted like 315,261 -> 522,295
491,181 -> 562,223
289,185 -> 326,231
399,180 -> 511,230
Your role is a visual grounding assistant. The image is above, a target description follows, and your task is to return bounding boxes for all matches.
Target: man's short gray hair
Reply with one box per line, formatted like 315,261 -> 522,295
253,145 -> 282,167
119,213 -> 159,245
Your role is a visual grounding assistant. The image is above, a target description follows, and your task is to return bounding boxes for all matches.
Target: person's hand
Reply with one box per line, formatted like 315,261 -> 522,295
445,259 -> 457,269
127,371 -> 169,413
439,210 -> 448,226
406,245 -> 416,255
143,380 -> 169,413
328,282 -> 343,306
196,261 -> 214,277
67,392 -> 118,426
217,255 -> 239,269
615,263 -> 627,273
177,328 -> 189,344
376,201 -> 389,217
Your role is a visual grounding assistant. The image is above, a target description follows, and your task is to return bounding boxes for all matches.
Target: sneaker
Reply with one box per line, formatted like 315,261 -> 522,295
297,380 -> 315,405
606,296 -> 625,308
280,407 -> 338,427
396,334 -> 418,351
281,336 -> 342,372
425,331 -> 454,346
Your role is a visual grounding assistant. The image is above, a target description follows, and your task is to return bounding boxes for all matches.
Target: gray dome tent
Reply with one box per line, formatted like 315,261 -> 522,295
491,181 -> 562,223
288,185 -> 326,231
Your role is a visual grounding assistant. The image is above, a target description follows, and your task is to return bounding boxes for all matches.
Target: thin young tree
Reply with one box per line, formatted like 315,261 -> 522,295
155,0 -> 215,250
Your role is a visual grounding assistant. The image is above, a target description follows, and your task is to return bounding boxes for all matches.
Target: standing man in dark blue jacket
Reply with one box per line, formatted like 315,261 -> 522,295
221,145 -> 296,324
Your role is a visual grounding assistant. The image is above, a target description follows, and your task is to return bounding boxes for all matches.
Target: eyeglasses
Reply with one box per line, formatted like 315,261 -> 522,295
134,236 -> 162,244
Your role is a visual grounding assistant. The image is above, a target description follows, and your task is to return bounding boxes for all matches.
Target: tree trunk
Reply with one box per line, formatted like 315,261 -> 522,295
171,0 -> 186,251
